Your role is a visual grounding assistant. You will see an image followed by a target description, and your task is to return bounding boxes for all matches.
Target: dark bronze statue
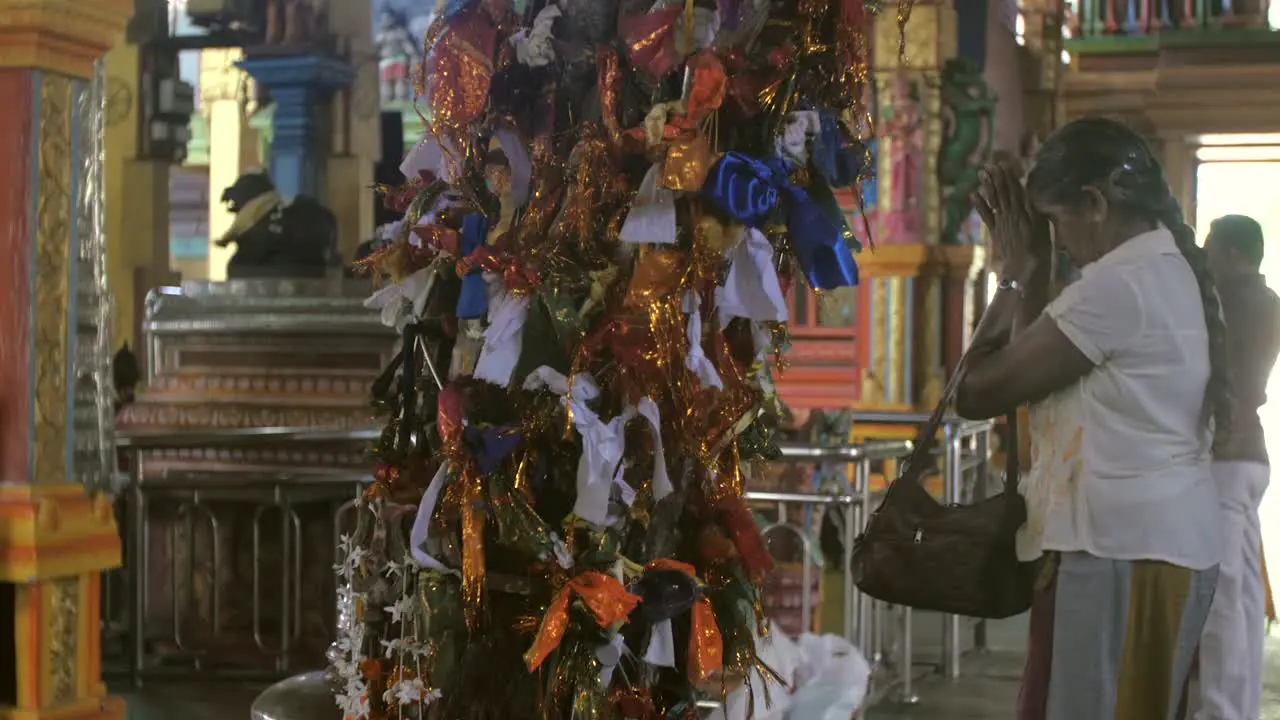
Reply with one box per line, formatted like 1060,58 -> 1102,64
264,0 -> 328,49
217,171 -> 339,278
112,342 -> 141,412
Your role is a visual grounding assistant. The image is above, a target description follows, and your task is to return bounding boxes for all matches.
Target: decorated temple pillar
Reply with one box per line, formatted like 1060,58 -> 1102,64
1018,0 -> 1065,141
0,1 -> 128,718
237,53 -> 355,202
103,43 -> 177,348
858,0 -> 992,416
203,49 -> 263,281
1157,133 -> 1198,222
855,244 -> 985,411
325,0 -> 380,260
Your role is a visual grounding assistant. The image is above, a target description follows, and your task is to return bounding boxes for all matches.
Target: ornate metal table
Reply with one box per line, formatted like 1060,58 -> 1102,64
109,280 -> 395,683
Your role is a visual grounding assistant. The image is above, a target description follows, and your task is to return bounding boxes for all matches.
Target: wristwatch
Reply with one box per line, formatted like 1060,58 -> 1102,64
997,277 -> 1024,296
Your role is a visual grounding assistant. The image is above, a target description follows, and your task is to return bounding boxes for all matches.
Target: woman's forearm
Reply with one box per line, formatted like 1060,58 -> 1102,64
1014,260 -> 1051,333
956,259 -> 1051,419
971,259 -> 1048,350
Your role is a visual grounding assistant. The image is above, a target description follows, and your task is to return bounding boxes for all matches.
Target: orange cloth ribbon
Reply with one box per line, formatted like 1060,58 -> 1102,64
597,47 -> 627,155
661,52 -> 726,191
713,492 -> 774,584
436,383 -> 487,629
681,51 -> 727,126
424,9 -> 497,130
455,246 -> 541,293
645,559 -> 723,683
524,571 -> 641,673
412,224 -> 461,256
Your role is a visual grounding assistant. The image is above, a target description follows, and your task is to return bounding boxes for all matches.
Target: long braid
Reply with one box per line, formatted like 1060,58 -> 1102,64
1157,195 -> 1234,441
1026,116 -> 1234,441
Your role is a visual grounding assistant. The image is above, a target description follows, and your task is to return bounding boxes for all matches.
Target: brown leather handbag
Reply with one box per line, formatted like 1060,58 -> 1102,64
850,352 -> 1037,619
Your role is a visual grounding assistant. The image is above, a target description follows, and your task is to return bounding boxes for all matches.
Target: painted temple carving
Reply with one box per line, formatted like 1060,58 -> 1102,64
264,0 -> 330,50
375,8 -> 419,103
938,58 -> 996,246
779,1 -> 990,418
881,73 -> 927,246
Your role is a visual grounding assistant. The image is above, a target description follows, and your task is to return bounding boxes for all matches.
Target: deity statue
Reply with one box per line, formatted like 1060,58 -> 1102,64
938,58 -> 996,245
216,171 -> 340,278
880,73 -> 924,245
376,8 -> 419,103
558,0 -> 626,123
112,343 -> 141,412
264,0 -> 328,50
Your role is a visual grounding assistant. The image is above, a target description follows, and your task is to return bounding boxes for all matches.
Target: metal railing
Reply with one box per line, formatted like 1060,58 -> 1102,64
109,417 -> 997,712
1066,0 -> 1275,46
108,428 -> 372,684
748,441 -> 911,715
855,412 -> 998,684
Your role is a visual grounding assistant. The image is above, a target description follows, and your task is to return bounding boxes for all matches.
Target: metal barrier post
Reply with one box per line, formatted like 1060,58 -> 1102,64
972,426 -> 992,654
899,605 -> 918,703
850,459 -> 870,652
941,422 -> 962,680
842,487 -> 857,646
114,429 -> 926,711
130,454 -> 146,687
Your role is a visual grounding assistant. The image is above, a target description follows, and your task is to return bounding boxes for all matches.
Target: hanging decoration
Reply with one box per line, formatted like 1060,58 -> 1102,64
337,0 -> 906,716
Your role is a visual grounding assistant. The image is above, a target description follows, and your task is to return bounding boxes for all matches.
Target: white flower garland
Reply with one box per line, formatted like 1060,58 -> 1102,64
333,519 -> 444,719
333,534 -> 372,719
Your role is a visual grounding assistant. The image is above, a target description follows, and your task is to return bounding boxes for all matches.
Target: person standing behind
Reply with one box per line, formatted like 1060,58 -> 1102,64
1197,214 -> 1280,720
958,117 -> 1225,720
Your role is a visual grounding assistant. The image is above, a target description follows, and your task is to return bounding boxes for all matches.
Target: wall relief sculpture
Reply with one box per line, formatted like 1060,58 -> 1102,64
879,72 -> 926,245
938,58 -> 996,246
375,8 -> 419,103
263,0 -> 330,51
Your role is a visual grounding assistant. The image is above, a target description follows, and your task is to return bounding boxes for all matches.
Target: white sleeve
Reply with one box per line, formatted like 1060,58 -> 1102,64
1045,266 -> 1144,364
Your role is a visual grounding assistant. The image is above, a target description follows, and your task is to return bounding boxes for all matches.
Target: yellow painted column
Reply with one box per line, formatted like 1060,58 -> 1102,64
1158,134 -> 1197,223
201,49 -> 260,281
0,1 -> 128,719
103,44 -> 176,349
1019,0 -> 1066,141
859,1 -> 958,415
327,0 -> 380,259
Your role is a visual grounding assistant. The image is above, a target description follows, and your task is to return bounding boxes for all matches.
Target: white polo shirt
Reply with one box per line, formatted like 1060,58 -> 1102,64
1017,227 -> 1223,570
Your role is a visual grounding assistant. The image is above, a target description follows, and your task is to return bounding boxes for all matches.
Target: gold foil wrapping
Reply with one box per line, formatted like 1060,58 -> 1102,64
659,135 -> 714,192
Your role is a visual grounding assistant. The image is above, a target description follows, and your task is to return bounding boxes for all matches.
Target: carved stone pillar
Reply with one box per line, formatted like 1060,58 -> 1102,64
860,1 -> 961,413
1019,0 -> 1065,139
0,1 -> 129,718
873,0 -> 956,247
1156,133 -> 1198,223
237,54 -> 355,202
202,49 -> 263,280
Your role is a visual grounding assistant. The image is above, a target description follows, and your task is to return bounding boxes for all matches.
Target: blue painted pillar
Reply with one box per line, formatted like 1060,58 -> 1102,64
956,0 -> 990,69
236,54 -> 355,200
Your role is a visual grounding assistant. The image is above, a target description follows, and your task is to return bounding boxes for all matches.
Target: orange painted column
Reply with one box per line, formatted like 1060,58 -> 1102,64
0,1 -> 130,719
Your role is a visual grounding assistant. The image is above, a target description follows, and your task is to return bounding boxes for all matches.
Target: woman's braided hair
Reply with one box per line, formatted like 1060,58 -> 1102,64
1027,117 -> 1233,439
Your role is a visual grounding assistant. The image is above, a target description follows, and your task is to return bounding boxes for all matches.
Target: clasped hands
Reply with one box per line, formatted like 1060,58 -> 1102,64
972,161 -> 1052,283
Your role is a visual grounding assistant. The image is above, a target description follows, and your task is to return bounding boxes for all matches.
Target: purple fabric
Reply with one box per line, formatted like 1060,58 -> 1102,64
1018,569 -> 1057,720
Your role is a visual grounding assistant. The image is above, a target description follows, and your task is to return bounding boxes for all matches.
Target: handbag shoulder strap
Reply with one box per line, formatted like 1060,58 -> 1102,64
898,308 -> 1022,495
1004,408 -> 1021,495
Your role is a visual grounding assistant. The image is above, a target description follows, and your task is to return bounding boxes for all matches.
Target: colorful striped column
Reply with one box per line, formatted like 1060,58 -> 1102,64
0,1 -> 129,718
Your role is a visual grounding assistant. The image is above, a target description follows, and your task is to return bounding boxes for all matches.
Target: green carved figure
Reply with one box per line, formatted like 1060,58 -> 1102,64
938,58 -> 997,245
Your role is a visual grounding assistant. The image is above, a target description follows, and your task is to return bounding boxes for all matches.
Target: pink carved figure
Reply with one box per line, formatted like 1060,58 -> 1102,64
880,74 -> 924,245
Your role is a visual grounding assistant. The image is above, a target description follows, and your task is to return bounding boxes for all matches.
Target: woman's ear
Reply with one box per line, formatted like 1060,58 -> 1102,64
1080,186 -> 1109,224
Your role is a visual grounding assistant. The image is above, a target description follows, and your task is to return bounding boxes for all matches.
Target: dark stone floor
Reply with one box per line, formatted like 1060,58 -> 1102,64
113,616 -> 1280,719
867,615 -> 1280,720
